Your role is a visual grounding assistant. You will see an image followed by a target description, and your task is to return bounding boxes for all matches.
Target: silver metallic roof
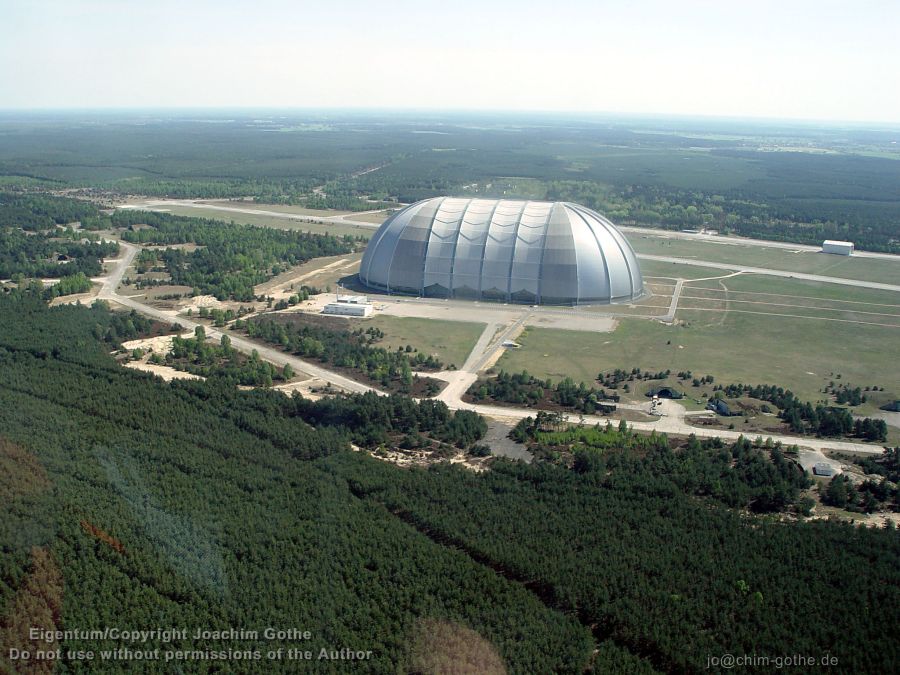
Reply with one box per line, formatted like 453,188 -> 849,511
359,197 -> 644,305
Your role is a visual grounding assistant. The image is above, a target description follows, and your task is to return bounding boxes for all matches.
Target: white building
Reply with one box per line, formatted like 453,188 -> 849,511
336,294 -> 368,304
323,302 -> 373,317
822,240 -> 854,256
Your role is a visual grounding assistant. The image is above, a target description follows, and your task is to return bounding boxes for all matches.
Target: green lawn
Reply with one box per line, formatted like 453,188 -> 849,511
639,259 -> 736,280
687,273 -> 900,305
630,233 -> 900,285
497,308 -> 899,405
364,316 -> 486,370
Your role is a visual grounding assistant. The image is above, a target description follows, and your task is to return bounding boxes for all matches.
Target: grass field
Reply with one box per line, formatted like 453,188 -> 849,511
688,274 -> 900,305
630,233 -> 900,285
497,277 -> 900,407
639,259 -> 736,280
363,316 -> 486,370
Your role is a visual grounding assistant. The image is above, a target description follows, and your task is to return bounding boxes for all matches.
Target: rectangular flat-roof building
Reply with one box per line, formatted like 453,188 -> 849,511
337,294 -> 368,304
812,462 -> 836,477
822,240 -> 854,256
323,302 -> 373,317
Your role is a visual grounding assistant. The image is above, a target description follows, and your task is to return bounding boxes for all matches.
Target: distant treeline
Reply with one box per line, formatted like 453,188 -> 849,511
544,180 -> 900,253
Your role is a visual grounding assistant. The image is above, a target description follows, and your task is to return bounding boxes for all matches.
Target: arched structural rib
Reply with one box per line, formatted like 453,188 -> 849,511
359,197 -> 644,305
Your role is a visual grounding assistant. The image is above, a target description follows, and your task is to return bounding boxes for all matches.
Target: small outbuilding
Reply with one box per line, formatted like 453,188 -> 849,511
812,463 -> 836,477
323,302 -> 373,317
646,386 -> 683,399
822,240 -> 854,256
336,294 -> 368,304
706,399 -> 733,416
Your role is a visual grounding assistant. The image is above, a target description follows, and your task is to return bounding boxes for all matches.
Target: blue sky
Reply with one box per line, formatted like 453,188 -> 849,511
1,0 -> 898,123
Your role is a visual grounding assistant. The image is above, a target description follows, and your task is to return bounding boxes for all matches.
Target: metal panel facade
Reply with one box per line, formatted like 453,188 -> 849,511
359,197 -> 644,305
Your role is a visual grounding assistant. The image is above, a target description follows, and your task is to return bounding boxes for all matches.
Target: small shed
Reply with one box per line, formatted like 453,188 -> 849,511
812,463 -> 836,477
822,240 -> 854,256
706,399 -> 732,416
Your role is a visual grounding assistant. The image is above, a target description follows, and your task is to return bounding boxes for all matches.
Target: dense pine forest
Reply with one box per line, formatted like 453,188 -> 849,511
0,292 -> 587,673
337,451 -> 900,673
1,290 -> 898,673
0,192 -> 102,231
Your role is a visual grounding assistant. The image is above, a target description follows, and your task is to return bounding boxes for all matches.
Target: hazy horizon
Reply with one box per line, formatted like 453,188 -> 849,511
2,0 -> 899,125
1,107 -> 899,130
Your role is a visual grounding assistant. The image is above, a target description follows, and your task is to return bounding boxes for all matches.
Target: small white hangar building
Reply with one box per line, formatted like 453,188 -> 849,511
822,240 -> 854,256
323,294 -> 373,317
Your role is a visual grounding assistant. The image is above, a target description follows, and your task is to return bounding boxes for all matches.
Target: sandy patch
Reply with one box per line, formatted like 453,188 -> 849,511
120,332 -> 204,381
367,446 -> 490,473
180,295 -> 231,311
49,287 -> 102,307
255,256 -> 359,300
121,332 -> 190,353
273,376 -> 333,400
123,361 -> 203,382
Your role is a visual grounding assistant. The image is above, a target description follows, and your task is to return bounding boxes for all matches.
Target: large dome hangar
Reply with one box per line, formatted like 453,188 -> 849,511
359,197 -> 645,305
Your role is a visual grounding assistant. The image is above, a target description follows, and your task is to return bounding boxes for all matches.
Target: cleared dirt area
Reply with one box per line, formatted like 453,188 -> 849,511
255,253 -> 363,299
363,445 -> 491,473
48,282 -> 103,307
119,333 -> 205,382
123,361 -> 204,381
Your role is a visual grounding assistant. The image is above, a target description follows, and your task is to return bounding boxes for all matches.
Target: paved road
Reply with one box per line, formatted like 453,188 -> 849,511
451,398 -> 884,455
120,200 -> 382,229
121,200 -> 898,292
101,243 -> 375,395
98,240 -> 886,456
621,226 -> 900,262
122,200 -> 900,264
661,278 -> 684,322
637,254 -> 900,292
98,241 -> 139,297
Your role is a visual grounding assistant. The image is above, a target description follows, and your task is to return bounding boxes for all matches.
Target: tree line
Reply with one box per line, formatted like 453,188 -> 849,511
115,210 -> 357,301
469,370 -> 618,414
148,327 -> 287,387
236,316 -> 442,394
717,383 -> 888,441
0,191 -> 101,230
0,226 -> 119,280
